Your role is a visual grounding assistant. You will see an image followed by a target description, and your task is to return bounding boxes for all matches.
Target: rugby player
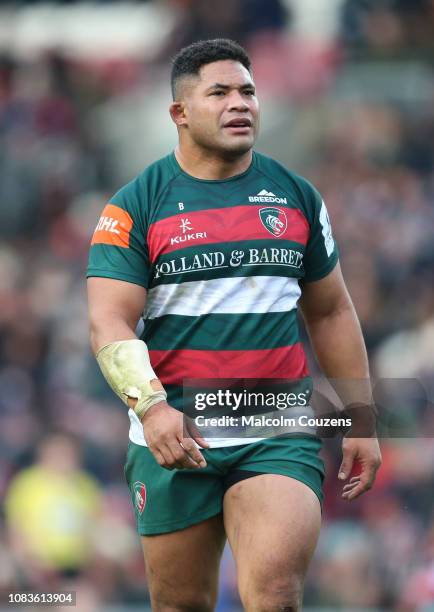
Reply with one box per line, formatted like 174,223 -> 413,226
87,39 -> 381,612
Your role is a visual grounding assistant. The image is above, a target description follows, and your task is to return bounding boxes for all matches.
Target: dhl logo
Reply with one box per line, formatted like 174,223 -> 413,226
95,216 -> 120,234
91,203 -> 133,248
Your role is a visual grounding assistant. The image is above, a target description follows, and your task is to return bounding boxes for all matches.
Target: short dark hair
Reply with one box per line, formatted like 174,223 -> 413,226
171,38 -> 252,100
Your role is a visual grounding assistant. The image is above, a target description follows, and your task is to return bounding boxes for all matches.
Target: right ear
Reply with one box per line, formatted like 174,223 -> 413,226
170,101 -> 188,127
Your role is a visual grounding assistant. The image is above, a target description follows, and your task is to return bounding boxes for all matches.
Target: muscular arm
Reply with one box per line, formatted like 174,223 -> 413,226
87,277 -> 145,354
299,263 -> 381,500
299,263 -> 369,382
87,276 -> 208,469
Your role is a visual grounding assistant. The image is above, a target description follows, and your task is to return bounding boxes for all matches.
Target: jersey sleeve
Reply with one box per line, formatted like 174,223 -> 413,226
87,178 -> 149,288
301,181 -> 339,282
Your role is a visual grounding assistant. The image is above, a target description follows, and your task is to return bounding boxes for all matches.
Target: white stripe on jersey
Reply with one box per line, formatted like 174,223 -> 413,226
128,408 -> 316,448
145,276 -> 301,319
128,409 -> 263,447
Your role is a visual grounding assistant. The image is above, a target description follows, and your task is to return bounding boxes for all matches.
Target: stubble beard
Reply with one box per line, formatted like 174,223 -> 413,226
191,127 -> 256,161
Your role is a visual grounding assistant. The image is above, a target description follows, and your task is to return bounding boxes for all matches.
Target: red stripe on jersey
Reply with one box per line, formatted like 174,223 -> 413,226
149,344 -> 308,385
147,206 -> 309,263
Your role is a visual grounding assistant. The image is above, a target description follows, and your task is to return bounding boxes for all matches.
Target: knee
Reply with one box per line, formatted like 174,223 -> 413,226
240,575 -> 303,612
151,591 -> 215,612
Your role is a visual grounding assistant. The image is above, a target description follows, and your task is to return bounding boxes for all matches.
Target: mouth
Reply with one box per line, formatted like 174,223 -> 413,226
223,118 -> 252,132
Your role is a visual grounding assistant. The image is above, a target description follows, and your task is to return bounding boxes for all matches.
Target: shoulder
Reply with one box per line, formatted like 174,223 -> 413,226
110,153 -> 181,225
114,153 -> 179,205
136,152 -> 180,197
253,152 -> 321,223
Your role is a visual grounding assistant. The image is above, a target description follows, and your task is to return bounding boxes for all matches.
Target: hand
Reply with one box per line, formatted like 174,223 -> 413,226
141,401 -> 209,470
338,436 -> 382,501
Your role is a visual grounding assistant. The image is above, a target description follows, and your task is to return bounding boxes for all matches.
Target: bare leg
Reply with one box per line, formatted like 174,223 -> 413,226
223,474 -> 321,612
141,514 -> 226,612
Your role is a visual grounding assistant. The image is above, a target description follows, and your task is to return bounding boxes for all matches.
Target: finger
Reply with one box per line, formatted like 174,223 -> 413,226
151,446 -> 175,470
193,435 -> 210,449
338,445 -> 356,481
342,480 -> 360,492
342,485 -> 360,497
162,442 -> 187,469
166,440 -> 200,470
342,482 -> 367,501
342,474 -> 373,500
179,453 -> 203,469
342,477 -> 360,489
185,419 -> 210,449
180,438 -> 207,468
342,476 -> 361,488
342,457 -> 379,500
151,448 -> 167,468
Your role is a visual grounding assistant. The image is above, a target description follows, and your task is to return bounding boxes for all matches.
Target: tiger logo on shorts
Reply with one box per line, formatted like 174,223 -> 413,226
133,481 -> 147,514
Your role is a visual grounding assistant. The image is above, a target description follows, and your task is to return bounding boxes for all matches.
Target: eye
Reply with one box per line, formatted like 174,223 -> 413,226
244,90 -> 255,96
211,91 -> 225,96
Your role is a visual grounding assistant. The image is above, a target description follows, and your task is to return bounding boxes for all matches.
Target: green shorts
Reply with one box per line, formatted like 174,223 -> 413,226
124,437 -> 324,535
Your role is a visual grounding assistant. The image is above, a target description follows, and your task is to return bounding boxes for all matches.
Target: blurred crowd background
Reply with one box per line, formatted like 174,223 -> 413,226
0,0 -> 434,610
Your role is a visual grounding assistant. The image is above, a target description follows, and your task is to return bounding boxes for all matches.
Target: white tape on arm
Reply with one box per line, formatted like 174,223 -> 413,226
96,339 -> 167,421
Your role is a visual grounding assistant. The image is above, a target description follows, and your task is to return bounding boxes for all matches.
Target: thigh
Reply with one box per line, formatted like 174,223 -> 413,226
223,474 -> 321,609
142,514 -> 226,611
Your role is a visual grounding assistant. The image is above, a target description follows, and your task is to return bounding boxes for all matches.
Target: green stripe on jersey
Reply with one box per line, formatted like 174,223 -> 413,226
143,310 -> 300,351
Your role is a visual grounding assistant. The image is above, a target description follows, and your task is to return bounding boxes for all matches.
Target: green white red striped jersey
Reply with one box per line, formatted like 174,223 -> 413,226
87,151 -> 338,447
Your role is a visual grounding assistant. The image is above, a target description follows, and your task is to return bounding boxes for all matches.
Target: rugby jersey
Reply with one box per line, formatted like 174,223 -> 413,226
87,151 -> 338,447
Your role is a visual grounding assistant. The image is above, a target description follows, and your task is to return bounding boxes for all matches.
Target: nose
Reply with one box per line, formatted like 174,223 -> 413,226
227,90 -> 250,112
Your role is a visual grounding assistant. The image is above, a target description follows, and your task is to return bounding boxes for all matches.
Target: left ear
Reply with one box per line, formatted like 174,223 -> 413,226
170,101 -> 188,127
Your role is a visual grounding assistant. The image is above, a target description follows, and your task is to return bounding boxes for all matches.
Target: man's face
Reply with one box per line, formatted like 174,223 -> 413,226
177,60 -> 260,157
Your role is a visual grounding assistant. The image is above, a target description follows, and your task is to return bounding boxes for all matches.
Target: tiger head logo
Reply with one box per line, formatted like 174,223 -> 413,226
259,207 -> 288,237
133,481 -> 147,515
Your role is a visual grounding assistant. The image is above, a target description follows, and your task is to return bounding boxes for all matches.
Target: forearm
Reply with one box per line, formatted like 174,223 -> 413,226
304,303 -> 372,408
87,276 -> 167,420
89,318 -> 166,419
90,316 -> 137,355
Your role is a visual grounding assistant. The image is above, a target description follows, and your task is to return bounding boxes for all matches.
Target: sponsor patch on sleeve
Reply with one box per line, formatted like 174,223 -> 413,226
91,204 -> 133,248
319,199 -> 335,257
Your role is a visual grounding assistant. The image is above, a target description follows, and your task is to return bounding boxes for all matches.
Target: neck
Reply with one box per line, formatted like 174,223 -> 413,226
174,144 -> 252,180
